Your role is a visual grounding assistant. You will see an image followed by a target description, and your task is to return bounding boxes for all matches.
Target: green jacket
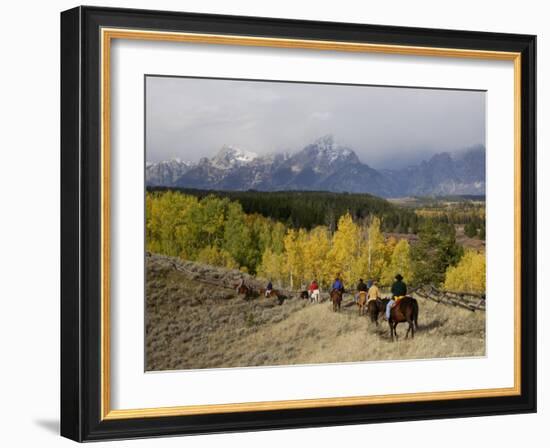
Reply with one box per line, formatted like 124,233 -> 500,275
391,280 -> 407,297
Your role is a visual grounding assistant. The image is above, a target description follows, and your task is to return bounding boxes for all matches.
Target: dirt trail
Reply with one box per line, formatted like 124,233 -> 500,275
145,253 -> 485,371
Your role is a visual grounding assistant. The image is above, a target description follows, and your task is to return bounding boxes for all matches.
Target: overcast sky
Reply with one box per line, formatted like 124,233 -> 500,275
145,76 -> 485,169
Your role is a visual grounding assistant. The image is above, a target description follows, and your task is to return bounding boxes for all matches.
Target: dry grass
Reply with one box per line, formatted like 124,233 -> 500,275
145,254 -> 485,371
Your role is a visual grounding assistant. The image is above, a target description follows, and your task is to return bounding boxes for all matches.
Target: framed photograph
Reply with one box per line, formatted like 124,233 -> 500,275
60,6 -> 536,442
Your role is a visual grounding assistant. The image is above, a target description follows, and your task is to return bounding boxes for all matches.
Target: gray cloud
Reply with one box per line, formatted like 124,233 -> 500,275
146,76 -> 485,169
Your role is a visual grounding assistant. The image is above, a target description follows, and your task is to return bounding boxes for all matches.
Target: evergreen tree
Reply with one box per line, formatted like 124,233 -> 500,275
411,220 -> 464,286
464,221 -> 478,238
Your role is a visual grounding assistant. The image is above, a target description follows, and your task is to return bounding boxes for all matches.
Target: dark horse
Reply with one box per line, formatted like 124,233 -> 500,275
387,296 -> 419,341
330,289 -> 343,312
367,298 -> 389,326
235,283 -> 256,300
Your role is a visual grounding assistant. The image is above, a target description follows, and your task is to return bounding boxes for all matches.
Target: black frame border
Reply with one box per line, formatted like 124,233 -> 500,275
61,6 -> 536,442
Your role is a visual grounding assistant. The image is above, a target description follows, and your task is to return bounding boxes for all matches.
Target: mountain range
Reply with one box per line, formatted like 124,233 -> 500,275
146,135 -> 485,198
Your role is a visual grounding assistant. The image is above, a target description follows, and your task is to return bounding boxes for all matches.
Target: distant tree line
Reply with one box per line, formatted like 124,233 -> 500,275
147,187 -> 421,233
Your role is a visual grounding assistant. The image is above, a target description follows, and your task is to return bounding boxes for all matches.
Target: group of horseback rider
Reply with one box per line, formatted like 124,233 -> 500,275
328,273 -> 408,319
242,272 -> 408,317
259,274 -> 415,340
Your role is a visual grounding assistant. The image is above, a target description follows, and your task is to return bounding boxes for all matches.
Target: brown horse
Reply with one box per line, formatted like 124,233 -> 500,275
235,283 -> 256,299
330,289 -> 343,312
388,296 -> 419,341
260,288 -> 280,299
357,291 -> 367,316
367,298 -> 389,326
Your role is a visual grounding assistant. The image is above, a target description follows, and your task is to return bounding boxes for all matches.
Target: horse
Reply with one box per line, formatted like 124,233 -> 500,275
260,288 -> 280,299
387,296 -> 419,341
299,290 -> 309,300
357,291 -> 367,316
330,289 -> 343,312
235,283 -> 256,300
309,289 -> 321,304
367,298 -> 389,326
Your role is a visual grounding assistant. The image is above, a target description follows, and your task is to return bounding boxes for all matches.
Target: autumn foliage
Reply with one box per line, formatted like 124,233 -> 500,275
146,191 -> 485,292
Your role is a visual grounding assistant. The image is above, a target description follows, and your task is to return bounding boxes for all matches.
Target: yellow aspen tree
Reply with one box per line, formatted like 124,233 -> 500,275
385,236 -> 398,258
444,250 -> 486,293
258,247 -> 286,287
284,229 -> 300,289
381,239 -> 413,286
303,226 -> 331,288
327,213 -> 360,286
196,246 -> 239,270
357,216 -> 388,281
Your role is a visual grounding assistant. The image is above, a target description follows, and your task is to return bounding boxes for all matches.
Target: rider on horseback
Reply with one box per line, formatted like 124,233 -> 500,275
265,280 -> 273,297
308,279 -> 320,302
367,280 -> 381,302
386,274 -> 407,320
331,274 -> 345,294
355,278 -> 368,303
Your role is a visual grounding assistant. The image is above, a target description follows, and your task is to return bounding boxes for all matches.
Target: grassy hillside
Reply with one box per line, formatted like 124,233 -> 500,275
146,253 -> 485,371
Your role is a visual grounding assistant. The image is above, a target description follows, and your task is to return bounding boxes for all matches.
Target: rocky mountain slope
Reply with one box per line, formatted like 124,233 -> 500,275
146,136 -> 485,198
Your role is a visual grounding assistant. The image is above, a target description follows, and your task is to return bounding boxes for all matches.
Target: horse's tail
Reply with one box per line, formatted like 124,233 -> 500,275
412,298 -> 419,330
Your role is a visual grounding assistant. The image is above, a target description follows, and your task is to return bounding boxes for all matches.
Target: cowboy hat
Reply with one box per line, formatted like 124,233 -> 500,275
395,274 -> 403,281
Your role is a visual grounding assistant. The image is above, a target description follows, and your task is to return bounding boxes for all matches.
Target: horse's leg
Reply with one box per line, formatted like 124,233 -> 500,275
407,307 -> 415,338
393,322 -> 399,341
389,320 -> 394,341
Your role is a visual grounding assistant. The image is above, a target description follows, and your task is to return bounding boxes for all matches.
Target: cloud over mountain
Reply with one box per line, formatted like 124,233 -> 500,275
146,136 -> 485,198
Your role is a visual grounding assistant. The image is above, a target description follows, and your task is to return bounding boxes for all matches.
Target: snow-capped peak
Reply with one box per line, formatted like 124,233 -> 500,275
211,145 -> 258,169
147,158 -> 193,168
304,135 -> 358,166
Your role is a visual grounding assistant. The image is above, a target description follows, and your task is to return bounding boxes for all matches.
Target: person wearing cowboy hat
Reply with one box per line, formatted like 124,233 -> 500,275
386,273 -> 408,320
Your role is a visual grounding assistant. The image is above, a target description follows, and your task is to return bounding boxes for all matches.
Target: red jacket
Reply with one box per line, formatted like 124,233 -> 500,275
308,282 -> 319,291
